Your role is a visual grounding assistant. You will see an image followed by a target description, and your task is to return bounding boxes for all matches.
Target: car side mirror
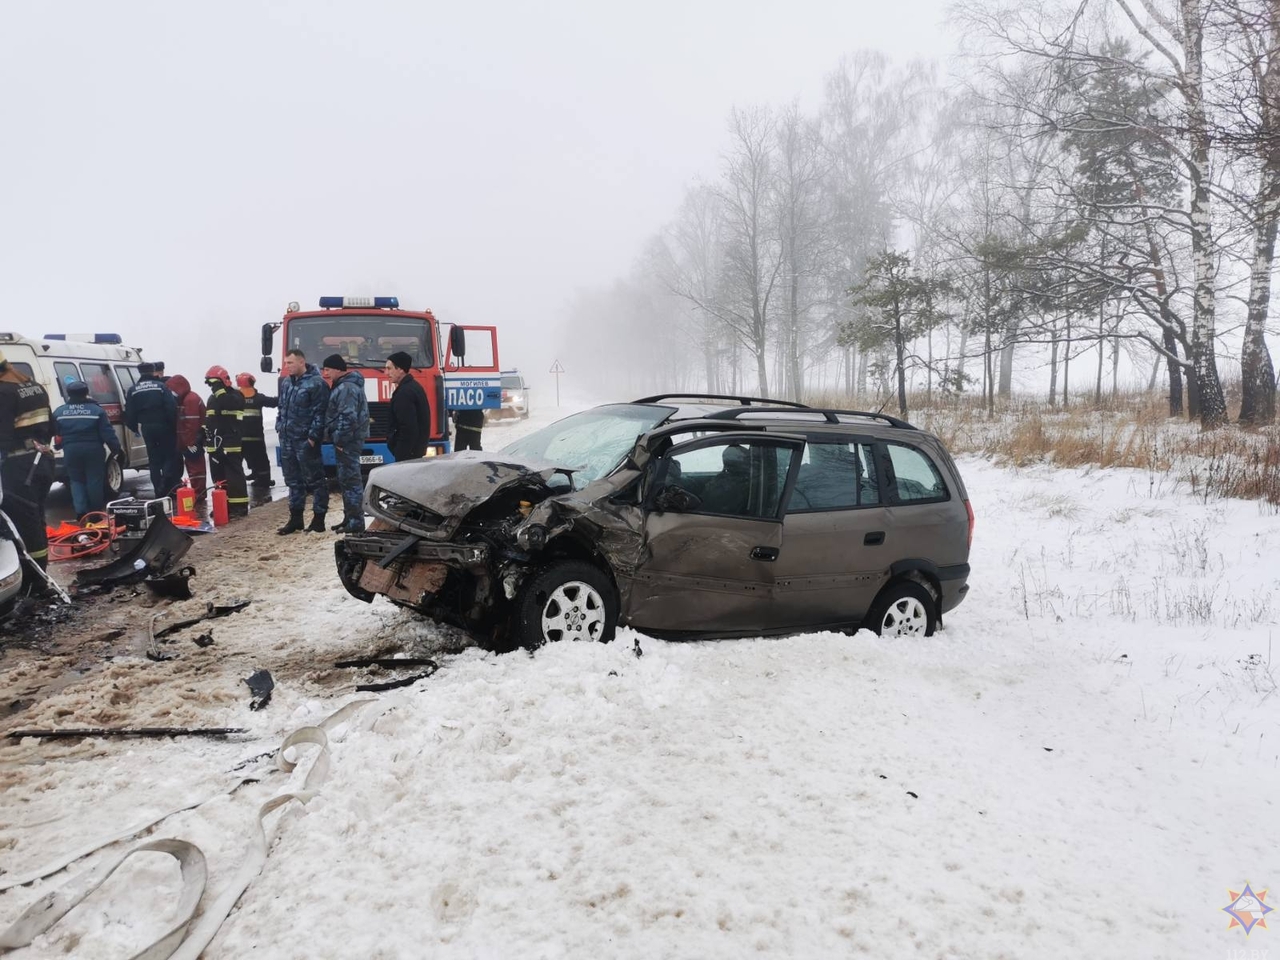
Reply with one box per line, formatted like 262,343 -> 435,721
654,484 -> 701,514
449,325 -> 466,361
260,356 -> 273,374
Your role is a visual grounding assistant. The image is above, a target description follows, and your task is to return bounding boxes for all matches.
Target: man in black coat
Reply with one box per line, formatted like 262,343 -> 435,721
384,351 -> 431,462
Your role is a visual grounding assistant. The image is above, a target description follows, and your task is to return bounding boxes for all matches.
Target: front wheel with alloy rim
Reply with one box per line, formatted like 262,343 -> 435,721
514,560 -> 618,650
865,581 -> 937,638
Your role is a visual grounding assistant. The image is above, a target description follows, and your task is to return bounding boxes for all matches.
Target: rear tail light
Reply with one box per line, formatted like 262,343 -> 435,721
964,499 -> 974,551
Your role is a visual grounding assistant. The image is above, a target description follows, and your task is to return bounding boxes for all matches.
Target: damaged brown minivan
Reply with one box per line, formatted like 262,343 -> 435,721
335,395 -> 973,650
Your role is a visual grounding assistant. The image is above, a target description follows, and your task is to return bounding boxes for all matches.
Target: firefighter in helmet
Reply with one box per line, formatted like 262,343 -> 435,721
203,366 -> 249,519
0,349 -> 56,593
236,372 -> 278,489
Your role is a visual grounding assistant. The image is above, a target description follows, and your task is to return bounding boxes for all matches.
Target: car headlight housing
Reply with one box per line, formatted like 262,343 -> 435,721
372,487 -> 443,529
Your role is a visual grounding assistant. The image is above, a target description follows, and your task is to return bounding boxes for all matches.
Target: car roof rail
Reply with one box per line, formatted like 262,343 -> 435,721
702,406 -> 917,430
633,392 -> 811,409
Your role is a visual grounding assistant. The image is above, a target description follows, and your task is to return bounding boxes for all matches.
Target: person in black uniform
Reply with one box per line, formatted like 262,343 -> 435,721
52,379 -> 122,520
0,349 -> 56,593
203,366 -> 249,519
452,408 -> 485,451
124,360 -> 179,497
236,372 -> 278,487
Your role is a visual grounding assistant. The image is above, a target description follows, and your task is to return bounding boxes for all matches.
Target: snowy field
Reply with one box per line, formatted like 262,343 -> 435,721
2,409 -> 1278,958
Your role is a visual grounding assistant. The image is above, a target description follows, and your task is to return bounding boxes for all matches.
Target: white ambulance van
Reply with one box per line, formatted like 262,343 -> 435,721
0,332 -> 152,498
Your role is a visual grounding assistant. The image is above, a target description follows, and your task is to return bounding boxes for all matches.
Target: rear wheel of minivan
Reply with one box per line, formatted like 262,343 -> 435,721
105,454 -> 124,500
514,560 -> 618,650
865,581 -> 937,638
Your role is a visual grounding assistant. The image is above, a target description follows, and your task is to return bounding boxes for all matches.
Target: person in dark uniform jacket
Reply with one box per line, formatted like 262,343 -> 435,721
0,349 -> 56,592
52,379 -> 122,520
321,355 -> 370,533
384,351 -> 430,461
236,372 -> 278,487
204,366 -> 249,518
124,361 -> 180,497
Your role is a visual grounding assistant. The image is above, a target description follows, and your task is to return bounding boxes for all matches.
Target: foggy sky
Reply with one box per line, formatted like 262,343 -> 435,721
1,0 -> 952,395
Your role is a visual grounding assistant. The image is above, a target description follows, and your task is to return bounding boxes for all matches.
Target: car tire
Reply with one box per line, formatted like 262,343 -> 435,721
105,454 -> 124,500
865,581 -> 937,638
514,560 -> 618,650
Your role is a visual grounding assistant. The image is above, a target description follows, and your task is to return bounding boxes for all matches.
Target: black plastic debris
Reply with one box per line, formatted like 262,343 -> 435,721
355,672 -> 436,692
193,633 -> 214,648
144,565 -> 196,600
73,515 -> 192,592
633,638 -> 643,659
335,656 -> 439,670
339,657 -> 439,693
906,791 -> 919,799
243,669 -> 274,710
153,600 -> 251,641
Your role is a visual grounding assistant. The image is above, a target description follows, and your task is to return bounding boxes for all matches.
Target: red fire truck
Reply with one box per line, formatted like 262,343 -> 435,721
260,297 -> 500,466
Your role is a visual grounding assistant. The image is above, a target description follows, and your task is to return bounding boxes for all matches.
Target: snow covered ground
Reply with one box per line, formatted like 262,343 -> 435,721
2,411 -> 1278,958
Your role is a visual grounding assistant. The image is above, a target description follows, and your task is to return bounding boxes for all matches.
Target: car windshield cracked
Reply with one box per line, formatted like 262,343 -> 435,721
498,403 -> 674,488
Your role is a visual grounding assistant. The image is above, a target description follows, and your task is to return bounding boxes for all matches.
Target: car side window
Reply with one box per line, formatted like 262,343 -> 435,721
115,365 -> 139,398
80,363 -> 121,406
10,362 -> 34,379
657,440 -> 796,520
884,443 -> 948,503
789,441 -> 880,511
53,362 -> 81,400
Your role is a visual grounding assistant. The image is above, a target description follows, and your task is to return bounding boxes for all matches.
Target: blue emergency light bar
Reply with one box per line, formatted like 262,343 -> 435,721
318,296 -> 399,309
43,333 -> 124,344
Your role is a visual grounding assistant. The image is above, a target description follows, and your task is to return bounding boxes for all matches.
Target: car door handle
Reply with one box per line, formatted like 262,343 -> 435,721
864,531 -> 885,546
750,546 -> 779,562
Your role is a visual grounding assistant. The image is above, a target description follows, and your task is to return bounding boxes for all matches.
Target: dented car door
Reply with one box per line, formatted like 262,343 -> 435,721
623,433 -> 803,637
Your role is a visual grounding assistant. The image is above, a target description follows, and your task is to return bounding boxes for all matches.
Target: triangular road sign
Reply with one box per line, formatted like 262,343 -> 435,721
549,359 -> 566,374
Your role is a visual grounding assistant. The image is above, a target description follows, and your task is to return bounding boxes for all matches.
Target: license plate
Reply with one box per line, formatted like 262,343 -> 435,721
358,455 -> 385,465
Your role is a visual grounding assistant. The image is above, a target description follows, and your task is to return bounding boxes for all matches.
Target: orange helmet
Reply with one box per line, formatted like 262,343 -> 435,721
235,372 -> 256,388
204,365 -> 231,387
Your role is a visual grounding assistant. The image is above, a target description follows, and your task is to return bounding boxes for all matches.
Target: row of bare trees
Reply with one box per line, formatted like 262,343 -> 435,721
562,0 -> 1279,427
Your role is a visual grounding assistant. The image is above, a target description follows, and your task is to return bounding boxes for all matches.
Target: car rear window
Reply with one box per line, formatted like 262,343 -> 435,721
884,443 -> 948,503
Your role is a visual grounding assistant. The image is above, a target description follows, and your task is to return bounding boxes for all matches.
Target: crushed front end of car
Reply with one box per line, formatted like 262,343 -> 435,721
334,451 -> 644,647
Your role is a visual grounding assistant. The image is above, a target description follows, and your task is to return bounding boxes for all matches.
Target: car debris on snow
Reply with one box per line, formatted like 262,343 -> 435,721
243,668 -> 274,710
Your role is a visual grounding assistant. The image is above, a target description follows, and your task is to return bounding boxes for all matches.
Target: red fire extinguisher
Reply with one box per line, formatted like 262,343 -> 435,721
175,482 -> 196,521
212,483 -> 229,527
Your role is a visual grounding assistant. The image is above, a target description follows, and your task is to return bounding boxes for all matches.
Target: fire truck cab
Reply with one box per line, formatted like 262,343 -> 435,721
0,331 -> 151,498
260,297 -> 501,467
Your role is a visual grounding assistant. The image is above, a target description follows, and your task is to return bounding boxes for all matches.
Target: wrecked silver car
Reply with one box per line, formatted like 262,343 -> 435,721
335,395 -> 973,649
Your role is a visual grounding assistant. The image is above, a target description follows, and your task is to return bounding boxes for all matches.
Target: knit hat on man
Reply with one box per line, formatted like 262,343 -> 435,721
387,351 -> 412,372
322,354 -> 347,372
138,361 -> 156,376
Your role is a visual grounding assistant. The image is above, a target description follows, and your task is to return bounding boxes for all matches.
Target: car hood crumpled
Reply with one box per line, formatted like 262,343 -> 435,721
364,451 -> 575,539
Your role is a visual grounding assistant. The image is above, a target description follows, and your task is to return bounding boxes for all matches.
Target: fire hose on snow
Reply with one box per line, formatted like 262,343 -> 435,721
0,696 -> 398,958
